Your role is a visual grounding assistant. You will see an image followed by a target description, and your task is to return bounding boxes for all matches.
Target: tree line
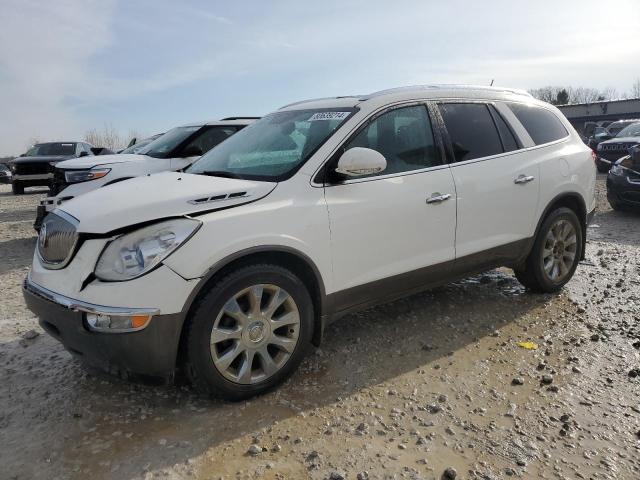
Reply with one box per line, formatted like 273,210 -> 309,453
529,78 -> 640,105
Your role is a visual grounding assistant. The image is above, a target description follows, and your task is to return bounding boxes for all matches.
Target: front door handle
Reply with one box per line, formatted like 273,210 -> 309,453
514,174 -> 535,184
426,193 -> 452,204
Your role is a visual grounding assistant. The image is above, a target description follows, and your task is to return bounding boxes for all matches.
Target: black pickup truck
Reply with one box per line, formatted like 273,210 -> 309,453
7,142 -> 113,194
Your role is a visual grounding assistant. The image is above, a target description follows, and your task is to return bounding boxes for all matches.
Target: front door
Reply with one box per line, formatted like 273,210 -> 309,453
323,104 -> 457,312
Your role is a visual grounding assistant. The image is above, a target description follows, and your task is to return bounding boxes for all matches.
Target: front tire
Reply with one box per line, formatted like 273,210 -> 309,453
185,264 -> 314,400
11,181 -> 24,195
514,207 -> 583,293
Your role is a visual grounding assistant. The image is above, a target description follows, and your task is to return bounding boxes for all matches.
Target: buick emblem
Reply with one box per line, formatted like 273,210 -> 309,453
38,223 -> 48,249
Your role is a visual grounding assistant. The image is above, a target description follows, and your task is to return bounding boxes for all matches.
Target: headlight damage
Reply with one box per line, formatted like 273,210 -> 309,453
95,218 -> 201,281
610,156 -> 639,177
64,168 -> 111,183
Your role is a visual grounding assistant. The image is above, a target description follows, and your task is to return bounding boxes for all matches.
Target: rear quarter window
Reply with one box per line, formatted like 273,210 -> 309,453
508,103 -> 568,145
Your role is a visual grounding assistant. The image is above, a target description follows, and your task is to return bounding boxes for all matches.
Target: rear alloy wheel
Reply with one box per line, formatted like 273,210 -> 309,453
540,219 -> 578,283
514,207 -> 583,293
185,264 -> 313,400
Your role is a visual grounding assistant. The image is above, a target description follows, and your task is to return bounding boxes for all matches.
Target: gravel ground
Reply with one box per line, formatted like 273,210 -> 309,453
0,177 -> 639,480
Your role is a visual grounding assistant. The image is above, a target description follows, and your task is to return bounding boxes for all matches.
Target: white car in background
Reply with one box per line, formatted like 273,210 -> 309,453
24,85 -> 596,400
35,118 -> 257,229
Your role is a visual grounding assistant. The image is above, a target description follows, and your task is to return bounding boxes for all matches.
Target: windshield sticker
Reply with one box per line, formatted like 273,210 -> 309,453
307,111 -> 350,122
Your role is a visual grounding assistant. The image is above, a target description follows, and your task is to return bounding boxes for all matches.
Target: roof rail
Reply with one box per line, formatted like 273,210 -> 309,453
360,84 -> 533,100
220,116 -> 261,121
279,96 -> 361,109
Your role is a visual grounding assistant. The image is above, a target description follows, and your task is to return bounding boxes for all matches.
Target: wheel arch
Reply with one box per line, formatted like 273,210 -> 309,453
533,192 -> 588,260
175,246 -> 328,370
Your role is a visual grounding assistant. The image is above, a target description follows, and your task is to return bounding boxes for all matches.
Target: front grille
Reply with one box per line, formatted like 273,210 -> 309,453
37,212 -> 79,269
599,150 -> 629,162
14,162 -> 52,175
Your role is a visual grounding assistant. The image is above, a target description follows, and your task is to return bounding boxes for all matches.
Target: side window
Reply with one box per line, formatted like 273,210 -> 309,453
183,127 -> 237,156
438,103 -> 504,162
489,105 -> 519,152
344,105 -> 440,176
508,103 -> 568,145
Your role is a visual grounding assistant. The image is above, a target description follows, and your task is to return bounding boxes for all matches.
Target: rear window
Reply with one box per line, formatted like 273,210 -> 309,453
508,103 -> 568,145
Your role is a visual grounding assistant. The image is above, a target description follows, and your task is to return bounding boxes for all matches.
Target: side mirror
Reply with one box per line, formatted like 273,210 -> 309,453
79,151 -> 89,157
182,145 -> 203,158
335,147 -> 387,177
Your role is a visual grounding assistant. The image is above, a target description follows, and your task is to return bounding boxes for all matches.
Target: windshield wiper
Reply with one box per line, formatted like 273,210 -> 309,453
198,170 -> 243,179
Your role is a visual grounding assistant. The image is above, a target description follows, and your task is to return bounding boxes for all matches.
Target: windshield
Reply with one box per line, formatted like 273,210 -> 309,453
25,143 -> 76,156
120,139 -> 153,155
615,123 -> 640,138
186,109 -> 355,181
137,126 -> 200,158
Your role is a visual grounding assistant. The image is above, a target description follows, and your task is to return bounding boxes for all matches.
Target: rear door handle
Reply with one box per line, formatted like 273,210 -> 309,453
426,193 -> 452,204
514,174 -> 535,184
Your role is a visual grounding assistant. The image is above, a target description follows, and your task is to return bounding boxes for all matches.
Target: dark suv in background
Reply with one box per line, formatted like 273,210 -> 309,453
8,142 -> 95,194
596,122 -> 640,173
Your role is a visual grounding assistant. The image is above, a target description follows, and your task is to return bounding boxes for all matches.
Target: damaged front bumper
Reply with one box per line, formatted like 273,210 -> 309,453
23,276 -> 185,381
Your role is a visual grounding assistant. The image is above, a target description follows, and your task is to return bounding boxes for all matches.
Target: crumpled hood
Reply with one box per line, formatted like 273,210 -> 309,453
11,155 -> 74,164
56,153 -> 147,169
57,171 -> 277,233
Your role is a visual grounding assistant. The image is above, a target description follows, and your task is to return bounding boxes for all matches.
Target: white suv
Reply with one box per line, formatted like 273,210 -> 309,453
24,85 -> 596,400
35,118 -> 257,230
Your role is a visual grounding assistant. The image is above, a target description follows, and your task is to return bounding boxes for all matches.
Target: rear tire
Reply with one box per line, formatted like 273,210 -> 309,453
514,207 -> 583,293
11,182 -> 24,195
184,264 -> 314,401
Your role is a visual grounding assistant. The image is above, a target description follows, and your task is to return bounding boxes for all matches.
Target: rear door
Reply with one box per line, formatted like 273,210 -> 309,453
323,103 -> 457,311
437,102 -> 540,259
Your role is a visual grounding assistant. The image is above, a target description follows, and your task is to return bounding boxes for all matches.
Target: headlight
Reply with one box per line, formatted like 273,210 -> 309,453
95,218 -> 201,281
610,164 -> 624,176
64,168 -> 110,183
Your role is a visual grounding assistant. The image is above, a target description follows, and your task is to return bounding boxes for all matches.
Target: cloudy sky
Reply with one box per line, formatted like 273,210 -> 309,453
1,0 -> 639,155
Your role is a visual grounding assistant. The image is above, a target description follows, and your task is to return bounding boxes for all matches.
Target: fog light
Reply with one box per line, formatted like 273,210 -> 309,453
86,313 -> 152,332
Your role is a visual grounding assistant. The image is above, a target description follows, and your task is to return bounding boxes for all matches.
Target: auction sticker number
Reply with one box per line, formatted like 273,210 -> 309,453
308,112 -> 350,122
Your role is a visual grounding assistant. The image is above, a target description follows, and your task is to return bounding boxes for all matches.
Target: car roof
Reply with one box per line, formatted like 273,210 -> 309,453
178,118 -> 258,128
279,84 -> 536,111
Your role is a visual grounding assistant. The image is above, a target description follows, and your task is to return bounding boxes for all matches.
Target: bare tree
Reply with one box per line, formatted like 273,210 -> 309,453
529,86 -> 562,104
24,136 -> 41,150
530,85 -> 621,105
84,124 -> 125,151
631,78 -> 640,99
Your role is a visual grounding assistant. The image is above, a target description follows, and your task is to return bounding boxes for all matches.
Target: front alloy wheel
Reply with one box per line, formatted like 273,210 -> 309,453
210,284 -> 300,384
185,264 -> 313,400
